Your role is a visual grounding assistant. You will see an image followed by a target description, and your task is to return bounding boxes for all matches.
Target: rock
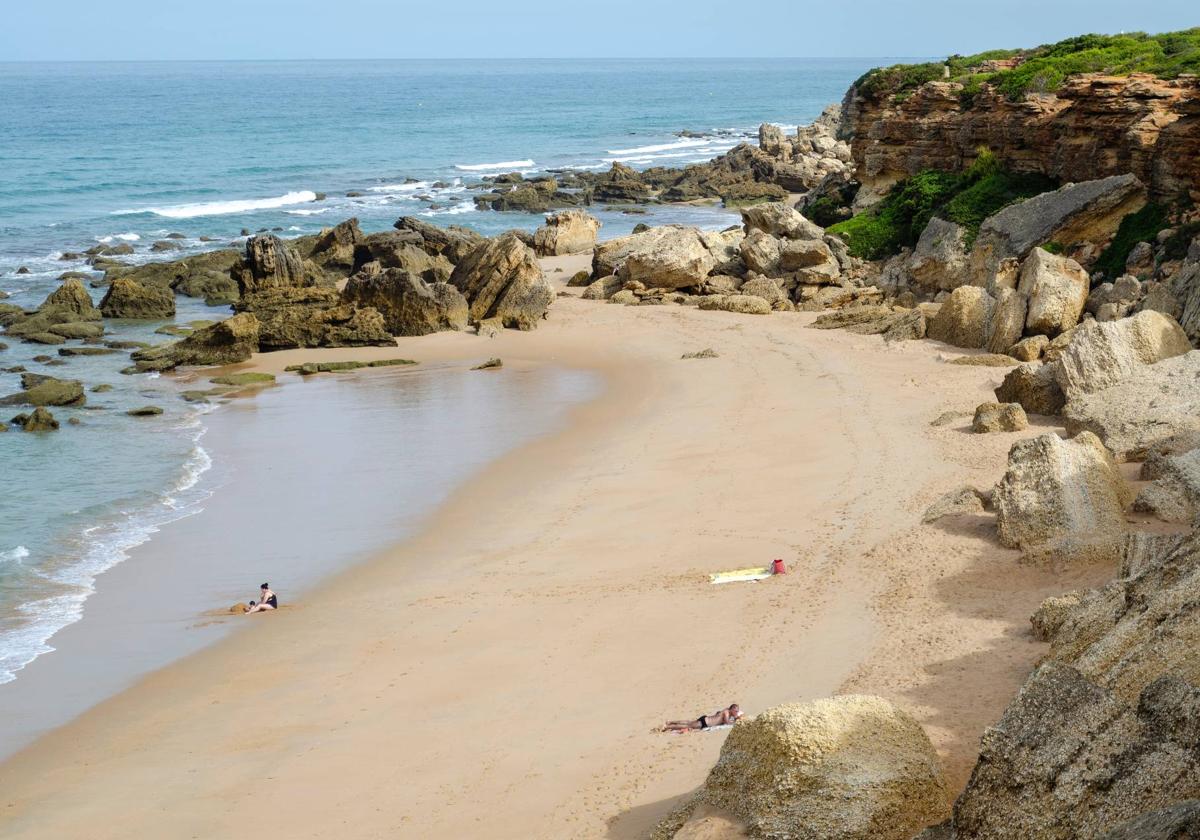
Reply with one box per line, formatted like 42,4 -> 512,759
616,228 -> 717,290
922,486 -> 987,523
609,290 -> 637,305
343,268 -> 468,336
947,354 -> 1018,367
567,269 -> 591,287
738,230 -> 783,276
779,238 -> 840,282
682,348 -> 719,359
994,431 -> 1131,564
983,288 -> 1026,354
1029,592 -> 1083,642
57,347 -> 115,357
393,217 -> 485,263
969,174 -> 1146,287
971,402 -> 1028,433
4,279 -> 102,341
1063,350 -> 1200,460
654,696 -> 949,840
235,287 -> 393,350
20,406 -> 58,431
99,278 -> 176,319
883,308 -> 927,342
126,406 -> 163,417
15,266 -> 29,275
0,374 -> 85,407
927,286 -> 994,349
1133,448 -> 1200,523
471,358 -> 502,370
810,305 -> 896,334
284,359 -> 415,375
1008,335 -> 1049,362
307,217 -> 363,276
739,202 -> 824,240
532,210 -> 600,256
1055,310 -> 1192,402
42,277 -> 101,320
449,234 -> 553,330
581,275 -> 623,301
1016,248 -> 1089,337
351,231 -> 454,281
47,322 -> 104,339
231,235 -> 308,295
130,313 -> 260,371
150,240 -> 182,253
994,362 -> 1065,416
738,277 -> 788,309
697,295 -> 771,315
91,384 -> 112,393
208,372 -> 275,387
796,284 -> 884,312
1100,801 -> 1200,840
908,218 -> 970,292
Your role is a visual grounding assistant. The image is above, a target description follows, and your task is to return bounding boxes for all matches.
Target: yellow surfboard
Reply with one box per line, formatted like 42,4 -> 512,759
708,566 -> 773,584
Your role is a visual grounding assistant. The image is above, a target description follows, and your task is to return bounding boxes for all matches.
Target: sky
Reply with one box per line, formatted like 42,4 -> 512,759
0,0 -> 1195,61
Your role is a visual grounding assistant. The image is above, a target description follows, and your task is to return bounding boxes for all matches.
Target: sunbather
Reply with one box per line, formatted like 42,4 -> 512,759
245,583 -> 278,614
664,704 -> 741,732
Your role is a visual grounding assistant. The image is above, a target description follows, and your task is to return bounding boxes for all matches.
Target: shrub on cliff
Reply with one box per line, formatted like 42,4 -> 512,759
1094,203 -> 1169,279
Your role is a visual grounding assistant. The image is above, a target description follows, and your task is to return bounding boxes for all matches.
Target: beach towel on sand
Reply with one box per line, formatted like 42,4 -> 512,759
708,566 -> 773,585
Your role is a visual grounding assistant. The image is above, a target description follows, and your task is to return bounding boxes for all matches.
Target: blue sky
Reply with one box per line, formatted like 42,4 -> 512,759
1,1 -> 1195,60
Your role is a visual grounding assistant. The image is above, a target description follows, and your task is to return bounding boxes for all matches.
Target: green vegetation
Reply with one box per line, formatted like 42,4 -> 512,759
855,28 -> 1200,103
1094,203 -> 1170,278
1039,241 -> 1066,255
827,151 -> 1056,260
209,372 -> 276,387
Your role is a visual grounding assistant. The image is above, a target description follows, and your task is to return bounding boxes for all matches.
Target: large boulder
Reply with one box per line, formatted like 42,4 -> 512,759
927,286 -> 993,349
596,227 -> 716,290
393,216 -> 485,263
983,288 -> 1026,354
908,218 -> 970,293
971,402 -> 1027,434
231,235 -> 308,295
449,234 -> 553,330
103,249 -> 241,302
1063,351 -> 1200,460
41,277 -> 100,320
343,268 -> 469,336
1055,310 -> 1192,401
532,210 -> 600,256
351,231 -> 454,281
1134,447 -> 1200,523
1016,248 -> 1089,337
306,217 -> 364,277
779,238 -> 840,284
131,313 -> 260,371
654,696 -> 949,840
968,174 -> 1146,287
3,278 -> 102,340
739,202 -> 824,240
994,362 -> 1065,416
0,373 -> 85,407
738,231 -> 783,276
234,287 -> 392,350
99,278 -> 175,319
994,431 -> 1132,564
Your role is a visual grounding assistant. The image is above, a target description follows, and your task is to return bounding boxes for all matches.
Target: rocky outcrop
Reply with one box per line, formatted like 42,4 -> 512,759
234,288 -> 392,351
654,696 -> 949,840
1016,248 -> 1088,337
3,278 -> 103,341
994,431 -> 1132,564
741,202 -> 824,241
351,231 -> 455,281
99,278 -> 175,319
697,294 -> 772,315
449,234 -> 553,330
131,313 -> 260,371
305,217 -> 363,278
231,235 -> 309,295
847,73 -> 1198,206
393,216 -> 485,263
907,218 -> 969,293
994,362 -> 1065,416
532,210 -> 601,256
968,175 -> 1145,286
0,373 -> 85,407
18,406 -> 59,432
593,226 -> 718,290
927,286 -> 993,348
1134,448 -> 1200,523
1055,310 -> 1192,401
1063,350 -> 1200,460
104,249 -> 241,303
343,268 -> 469,336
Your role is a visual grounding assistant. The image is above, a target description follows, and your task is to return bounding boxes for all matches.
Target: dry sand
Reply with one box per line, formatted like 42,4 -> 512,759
0,255 -> 1112,838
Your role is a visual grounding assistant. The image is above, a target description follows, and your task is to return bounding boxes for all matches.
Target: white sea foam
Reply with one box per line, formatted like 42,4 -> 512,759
97,232 -> 141,243
368,181 -> 430,192
1,546 -> 30,563
418,203 -> 474,218
605,138 -> 714,156
454,159 -> 535,172
284,207 -> 331,216
115,190 -> 318,219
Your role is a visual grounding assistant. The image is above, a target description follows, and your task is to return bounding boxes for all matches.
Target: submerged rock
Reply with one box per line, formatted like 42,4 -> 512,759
131,313 -> 260,372
19,406 -> 59,432
0,373 -> 85,408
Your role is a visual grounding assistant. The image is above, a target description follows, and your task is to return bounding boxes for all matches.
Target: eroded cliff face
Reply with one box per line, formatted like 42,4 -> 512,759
845,73 -> 1200,205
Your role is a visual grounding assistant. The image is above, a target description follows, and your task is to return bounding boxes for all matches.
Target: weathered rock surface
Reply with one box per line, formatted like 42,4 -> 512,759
1029,592 -> 1083,642
994,431 -> 1131,564
99,278 -> 175,319
235,287 -> 392,350
343,268 -> 468,336
131,313 -> 260,371
983,288 -> 1026,354
1016,248 -> 1088,337
740,202 -> 824,241
351,232 -> 454,281
1063,350 -> 1200,460
393,216 -> 485,263
532,210 -> 601,256
1008,335 -> 1049,362
306,217 -> 363,277
19,406 -> 59,431
907,218 -> 970,292
927,286 -> 993,348
1133,447 -> 1200,523
654,696 -> 949,840
449,234 -> 553,330
1055,310 -> 1192,401
104,249 -> 241,303
231,235 -> 308,295
697,294 -> 772,315
971,402 -> 1027,433
922,487 -> 987,523
599,227 -> 717,290
1099,801 -> 1200,840
5,278 -> 102,340
0,373 -> 85,407
994,362 -> 1065,416
581,275 -> 623,301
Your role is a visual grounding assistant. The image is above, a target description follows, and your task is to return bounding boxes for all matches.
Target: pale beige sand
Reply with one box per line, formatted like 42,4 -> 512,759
0,258 -> 1110,838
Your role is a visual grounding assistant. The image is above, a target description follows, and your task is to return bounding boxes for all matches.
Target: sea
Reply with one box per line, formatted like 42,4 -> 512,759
0,58 -> 885,699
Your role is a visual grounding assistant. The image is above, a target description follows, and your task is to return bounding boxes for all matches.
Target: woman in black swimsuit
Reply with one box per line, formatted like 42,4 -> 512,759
245,582 -> 278,614
664,704 -> 741,732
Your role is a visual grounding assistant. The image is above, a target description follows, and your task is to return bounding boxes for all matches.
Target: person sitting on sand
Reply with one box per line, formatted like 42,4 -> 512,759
664,704 -> 741,732
245,583 -> 278,614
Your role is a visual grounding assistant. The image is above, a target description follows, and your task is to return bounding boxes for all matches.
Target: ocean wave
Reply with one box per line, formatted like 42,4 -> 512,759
604,147 -> 728,165
605,138 -> 714,156
114,190 -> 319,219
97,232 -> 141,243
418,203 -> 474,217
0,546 -> 30,563
454,159 -> 535,172
369,181 -> 430,192
284,207 -> 331,216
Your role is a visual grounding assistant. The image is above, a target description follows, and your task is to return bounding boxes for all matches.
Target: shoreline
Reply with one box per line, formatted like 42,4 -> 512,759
0,265 -> 1097,838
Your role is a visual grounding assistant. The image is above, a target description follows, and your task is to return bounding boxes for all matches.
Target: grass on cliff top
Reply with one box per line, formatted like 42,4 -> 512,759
855,28 -> 1200,102
827,152 -> 1056,260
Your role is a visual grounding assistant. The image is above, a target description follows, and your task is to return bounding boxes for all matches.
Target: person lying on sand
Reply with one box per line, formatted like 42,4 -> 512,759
663,704 -> 742,732
245,583 -> 278,614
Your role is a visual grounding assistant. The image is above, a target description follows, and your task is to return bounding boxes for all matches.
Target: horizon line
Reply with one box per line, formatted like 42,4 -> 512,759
0,55 -> 937,64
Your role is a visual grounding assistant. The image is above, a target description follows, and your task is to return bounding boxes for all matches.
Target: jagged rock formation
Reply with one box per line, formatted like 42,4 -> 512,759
846,74 -> 1200,204
103,248 -> 241,304
234,287 -> 392,351
449,234 -> 553,330
0,373 -> 85,407
99,278 -> 175,319
231,234 -> 309,295
342,268 -> 469,336
131,313 -> 260,371
532,210 -> 601,256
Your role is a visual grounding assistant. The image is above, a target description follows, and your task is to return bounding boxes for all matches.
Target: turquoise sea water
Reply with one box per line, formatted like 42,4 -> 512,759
0,58 -> 883,686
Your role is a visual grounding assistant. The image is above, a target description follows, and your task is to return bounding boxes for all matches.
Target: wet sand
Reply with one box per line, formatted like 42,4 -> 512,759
0,255 -> 1112,838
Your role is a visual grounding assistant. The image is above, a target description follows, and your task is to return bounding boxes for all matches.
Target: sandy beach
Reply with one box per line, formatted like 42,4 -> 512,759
0,256 -> 1114,838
